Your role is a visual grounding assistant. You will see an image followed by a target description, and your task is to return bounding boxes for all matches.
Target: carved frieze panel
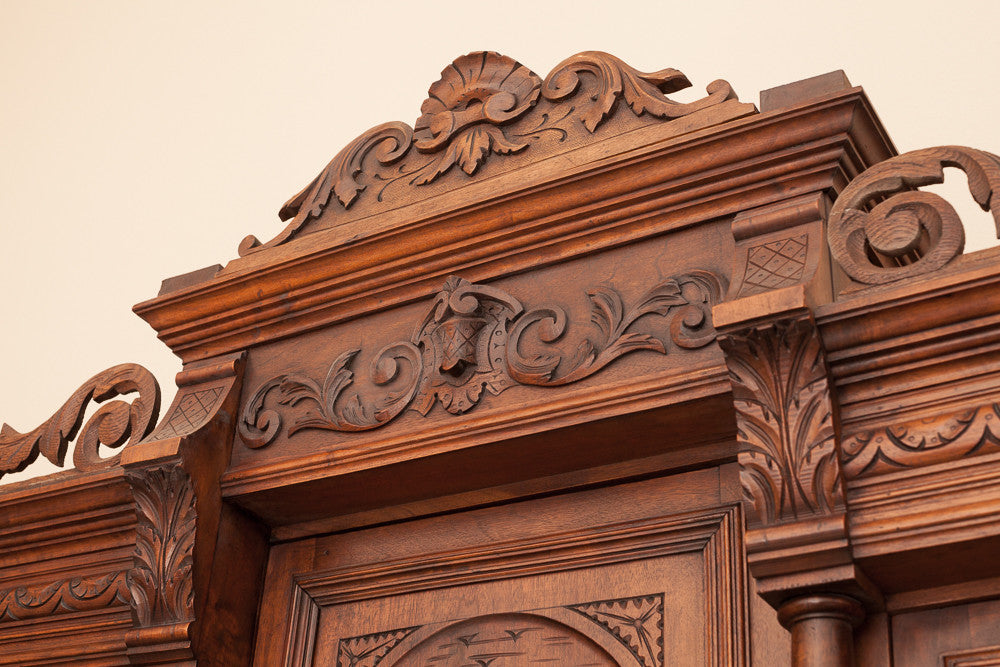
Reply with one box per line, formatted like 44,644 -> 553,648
828,145 -> 1000,286
842,401 -> 1000,478
239,272 -> 723,449
0,572 -> 129,623
719,315 -> 844,527
240,51 -> 739,255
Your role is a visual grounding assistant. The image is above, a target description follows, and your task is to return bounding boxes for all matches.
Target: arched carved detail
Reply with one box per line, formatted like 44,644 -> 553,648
239,272 -> 724,449
240,51 -> 738,256
842,401 -> 1000,478
0,572 -> 129,623
828,145 -> 1000,285
0,364 -> 161,479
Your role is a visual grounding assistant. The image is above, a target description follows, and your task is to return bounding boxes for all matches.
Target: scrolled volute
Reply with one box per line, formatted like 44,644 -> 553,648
828,145 -> 1000,285
541,51 -> 735,133
507,271 -> 724,386
0,363 -> 160,478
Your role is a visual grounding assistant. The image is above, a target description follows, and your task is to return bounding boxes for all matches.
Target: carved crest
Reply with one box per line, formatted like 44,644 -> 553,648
239,272 -> 723,449
240,51 -> 738,256
126,465 -> 197,628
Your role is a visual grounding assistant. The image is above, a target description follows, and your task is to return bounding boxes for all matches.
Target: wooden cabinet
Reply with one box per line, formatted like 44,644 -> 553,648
3,52 -> 1000,666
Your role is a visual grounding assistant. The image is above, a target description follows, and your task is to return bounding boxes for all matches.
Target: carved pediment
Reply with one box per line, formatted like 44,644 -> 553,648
239,50 -> 739,256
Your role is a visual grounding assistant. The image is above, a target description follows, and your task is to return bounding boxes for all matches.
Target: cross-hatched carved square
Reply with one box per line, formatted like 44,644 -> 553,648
739,234 -> 809,296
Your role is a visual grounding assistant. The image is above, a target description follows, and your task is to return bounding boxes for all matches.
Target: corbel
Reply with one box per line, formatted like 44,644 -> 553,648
715,283 -> 878,660
118,351 -> 256,665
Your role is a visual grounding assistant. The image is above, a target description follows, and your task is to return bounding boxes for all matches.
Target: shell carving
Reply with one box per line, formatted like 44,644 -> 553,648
411,51 -> 542,182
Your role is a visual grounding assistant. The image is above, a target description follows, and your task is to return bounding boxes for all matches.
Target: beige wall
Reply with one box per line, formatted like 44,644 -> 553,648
2,0 -> 999,483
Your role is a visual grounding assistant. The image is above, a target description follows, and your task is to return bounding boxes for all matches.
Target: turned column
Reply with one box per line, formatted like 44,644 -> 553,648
778,595 -> 865,666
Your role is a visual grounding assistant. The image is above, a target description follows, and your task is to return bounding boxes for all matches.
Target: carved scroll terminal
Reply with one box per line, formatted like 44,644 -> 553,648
240,272 -> 723,449
828,145 -> 1000,285
0,364 -> 161,479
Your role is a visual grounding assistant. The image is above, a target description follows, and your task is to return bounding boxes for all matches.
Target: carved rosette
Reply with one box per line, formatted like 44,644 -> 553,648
240,51 -> 738,256
828,145 -> 1000,285
719,316 -> 844,527
0,364 -> 161,478
125,465 -> 197,628
240,272 -> 723,449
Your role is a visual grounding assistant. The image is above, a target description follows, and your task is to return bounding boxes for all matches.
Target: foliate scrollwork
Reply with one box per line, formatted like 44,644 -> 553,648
240,122 -> 413,255
241,51 -> 737,256
126,465 -> 196,627
0,364 -> 160,479
239,272 -> 724,449
842,402 -> 1000,478
828,146 -> 1000,285
541,51 -> 735,133
0,572 -> 129,623
507,271 -> 722,385
720,317 -> 843,526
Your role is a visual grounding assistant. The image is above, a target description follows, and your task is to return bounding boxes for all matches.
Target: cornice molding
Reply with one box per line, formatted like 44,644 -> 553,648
136,88 -> 891,364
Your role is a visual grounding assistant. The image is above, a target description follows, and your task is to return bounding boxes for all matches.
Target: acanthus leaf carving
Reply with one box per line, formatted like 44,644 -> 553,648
719,316 -> 844,526
0,572 -> 129,623
0,363 -> 160,479
507,271 -> 722,386
239,272 -> 724,449
126,465 -> 197,628
541,51 -> 735,133
842,402 -> 1000,478
240,51 -> 738,256
828,145 -> 1000,285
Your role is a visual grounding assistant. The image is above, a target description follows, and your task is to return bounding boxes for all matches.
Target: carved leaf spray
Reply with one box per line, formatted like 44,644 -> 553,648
239,272 -> 724,449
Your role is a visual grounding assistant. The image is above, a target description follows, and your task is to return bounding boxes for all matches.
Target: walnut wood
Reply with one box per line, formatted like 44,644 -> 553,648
778,595 -> 864,666
7,51 -> 1000,665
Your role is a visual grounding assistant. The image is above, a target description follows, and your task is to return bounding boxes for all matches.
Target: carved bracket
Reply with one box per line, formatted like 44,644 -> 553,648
125,465 -> 197,628
719,314 -> 844,527
240,50 -> 737,255
0,364 -> 161,479
828,145 -> 1000,286
240,271 -> 724,449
